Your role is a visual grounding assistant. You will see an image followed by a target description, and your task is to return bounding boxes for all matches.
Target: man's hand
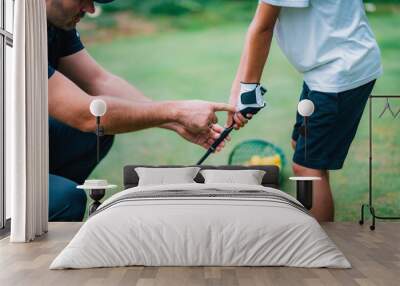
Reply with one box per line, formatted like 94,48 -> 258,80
168,123 -> 230,151
226,96 -> 252,130
175,100 -> 236,134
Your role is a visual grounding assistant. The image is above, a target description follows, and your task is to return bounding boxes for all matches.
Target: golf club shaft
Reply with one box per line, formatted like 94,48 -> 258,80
197,125 -> 234,165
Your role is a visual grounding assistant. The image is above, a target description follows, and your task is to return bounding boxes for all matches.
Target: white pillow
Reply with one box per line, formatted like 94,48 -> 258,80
200,169 -> 266,185
135,167 -> 200,186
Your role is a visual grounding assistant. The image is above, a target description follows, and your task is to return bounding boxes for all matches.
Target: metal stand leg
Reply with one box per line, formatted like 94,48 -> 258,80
359,203 -> 365,225
359,95 -> 400,230
359,204 -> 375,230
360,203 -> 400,230
370,207 -> 376,231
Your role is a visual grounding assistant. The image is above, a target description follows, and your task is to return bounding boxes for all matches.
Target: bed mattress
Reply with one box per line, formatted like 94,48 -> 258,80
50,183 -> 350,269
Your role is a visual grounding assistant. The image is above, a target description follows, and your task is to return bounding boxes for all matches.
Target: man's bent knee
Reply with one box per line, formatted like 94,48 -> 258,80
49,175 -> 87,222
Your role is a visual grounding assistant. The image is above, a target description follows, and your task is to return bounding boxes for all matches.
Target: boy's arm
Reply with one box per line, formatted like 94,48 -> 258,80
228,2 -> 280,128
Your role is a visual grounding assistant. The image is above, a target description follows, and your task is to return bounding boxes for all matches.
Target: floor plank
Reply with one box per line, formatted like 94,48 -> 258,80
0,222 -> 399,286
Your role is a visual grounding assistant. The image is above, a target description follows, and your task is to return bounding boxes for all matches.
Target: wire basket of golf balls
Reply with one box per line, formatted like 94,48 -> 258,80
228,139 -> 287,179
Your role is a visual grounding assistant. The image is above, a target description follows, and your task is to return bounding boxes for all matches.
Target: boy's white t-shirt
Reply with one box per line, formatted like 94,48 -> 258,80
261,0 -> 382,92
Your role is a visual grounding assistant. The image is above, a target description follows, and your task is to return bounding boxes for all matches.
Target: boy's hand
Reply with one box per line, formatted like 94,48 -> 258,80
227,83 -> 266,130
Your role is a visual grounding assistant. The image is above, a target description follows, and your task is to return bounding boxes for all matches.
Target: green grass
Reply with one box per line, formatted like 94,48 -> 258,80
88,0 -> 400,32
84,12 -> 400,221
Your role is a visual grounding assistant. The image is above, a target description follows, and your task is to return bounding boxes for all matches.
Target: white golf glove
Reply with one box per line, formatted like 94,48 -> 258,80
237,83 -> 267,118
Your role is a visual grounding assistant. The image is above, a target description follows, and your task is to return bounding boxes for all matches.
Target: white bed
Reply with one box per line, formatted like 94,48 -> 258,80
50,182 -> 350,269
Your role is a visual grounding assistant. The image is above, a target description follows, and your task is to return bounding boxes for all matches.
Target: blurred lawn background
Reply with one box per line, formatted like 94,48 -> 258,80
80,0 -> 400,221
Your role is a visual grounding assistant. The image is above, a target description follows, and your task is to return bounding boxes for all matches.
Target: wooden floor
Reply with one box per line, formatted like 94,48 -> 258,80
0,222 -> 399,286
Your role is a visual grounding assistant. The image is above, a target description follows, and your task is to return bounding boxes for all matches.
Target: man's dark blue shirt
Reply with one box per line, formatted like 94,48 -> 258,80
47,25 -> 85,78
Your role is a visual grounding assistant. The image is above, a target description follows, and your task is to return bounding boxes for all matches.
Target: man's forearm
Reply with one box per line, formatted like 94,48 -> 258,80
48,71 -> 177,134
81,96 -> 178,134
90,72 -> 189,134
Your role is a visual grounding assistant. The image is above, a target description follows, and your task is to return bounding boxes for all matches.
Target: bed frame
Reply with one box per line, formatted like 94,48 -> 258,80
123,165 -> 280,190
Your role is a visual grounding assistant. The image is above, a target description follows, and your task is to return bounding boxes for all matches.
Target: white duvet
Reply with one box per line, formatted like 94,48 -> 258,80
50,183 -> 350,269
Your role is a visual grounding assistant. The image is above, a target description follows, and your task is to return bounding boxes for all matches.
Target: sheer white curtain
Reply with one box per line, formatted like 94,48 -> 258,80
8,0 -> 48,242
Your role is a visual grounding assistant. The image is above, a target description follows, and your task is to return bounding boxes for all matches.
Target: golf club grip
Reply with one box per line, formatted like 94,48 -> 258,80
210,127 -> 234,150
196,126 -> 234,165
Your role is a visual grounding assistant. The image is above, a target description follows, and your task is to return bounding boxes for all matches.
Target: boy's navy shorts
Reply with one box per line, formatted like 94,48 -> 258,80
292,80 -> 376,170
